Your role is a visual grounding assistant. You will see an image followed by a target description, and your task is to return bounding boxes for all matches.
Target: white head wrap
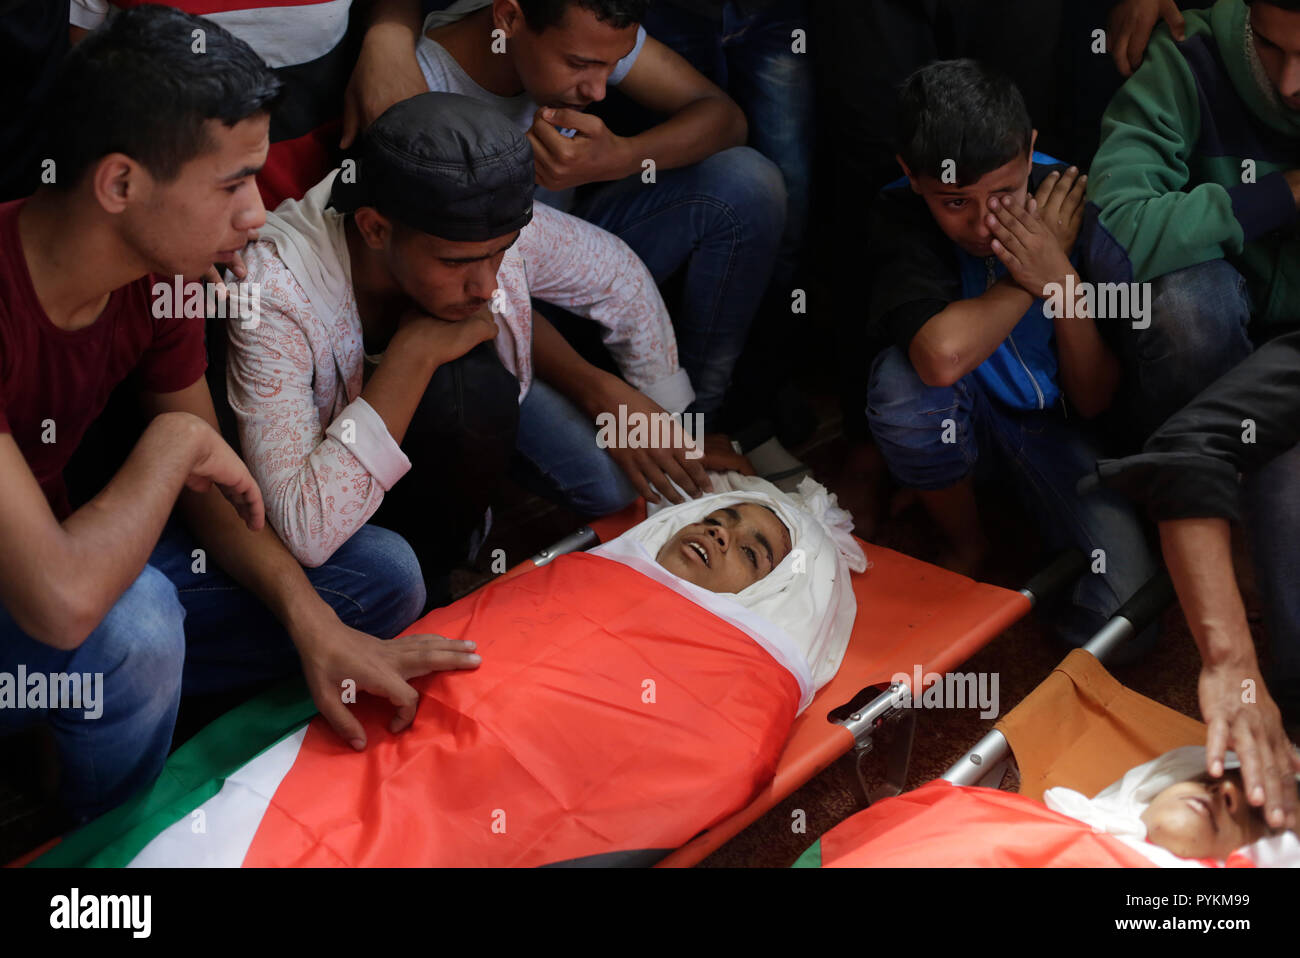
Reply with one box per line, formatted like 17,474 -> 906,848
590,473 -> 868,712
1043,745 -> 1300,866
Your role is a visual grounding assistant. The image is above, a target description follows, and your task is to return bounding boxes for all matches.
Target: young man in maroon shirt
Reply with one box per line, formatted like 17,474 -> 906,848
0,6 -> 475,825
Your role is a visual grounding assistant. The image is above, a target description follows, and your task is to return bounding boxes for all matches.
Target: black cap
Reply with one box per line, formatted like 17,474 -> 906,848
329,91 -> 534,241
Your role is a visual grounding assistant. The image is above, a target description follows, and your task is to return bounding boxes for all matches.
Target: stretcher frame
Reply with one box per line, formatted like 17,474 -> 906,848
4,505 -> 1098,869
508,502 -> 1088,867
941,572 -> 1176,790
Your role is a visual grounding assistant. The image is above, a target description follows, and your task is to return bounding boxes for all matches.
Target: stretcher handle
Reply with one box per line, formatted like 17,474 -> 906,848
1082,571 -> 1174,663
1111,570 -> 1174,634
1019,549 -> 1087,607
530,527 -> 599,566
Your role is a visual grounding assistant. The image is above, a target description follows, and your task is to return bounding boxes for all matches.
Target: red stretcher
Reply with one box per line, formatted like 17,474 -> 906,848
506,500 -> 1075,867
797,576 -> 1208,868
14,498 -> 1078,868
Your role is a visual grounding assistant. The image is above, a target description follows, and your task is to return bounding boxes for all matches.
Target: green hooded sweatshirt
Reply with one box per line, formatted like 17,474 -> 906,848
1086,0 -> 1300,328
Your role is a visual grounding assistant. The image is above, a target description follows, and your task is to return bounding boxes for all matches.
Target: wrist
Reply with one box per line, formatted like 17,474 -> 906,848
996,274 -> 1036,300
574,367 -> 621,420
1199,619 -> 1259,671
1053,266 -> 1082,303
393,320 -> 453,370
280,590 -> 341,652
612,134 -> 643,181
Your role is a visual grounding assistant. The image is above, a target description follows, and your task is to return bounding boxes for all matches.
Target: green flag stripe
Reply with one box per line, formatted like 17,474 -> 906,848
791,839 -> 822,869
33,678 -> 317,868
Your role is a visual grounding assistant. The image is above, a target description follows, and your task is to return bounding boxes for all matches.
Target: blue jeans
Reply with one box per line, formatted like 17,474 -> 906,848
570,146 -> 786,428
1111,259 -> 1254,441
511,378 -> 638,517
866,346 -> 1159,655
0,522 -> 424,823
644,0 -> 814,293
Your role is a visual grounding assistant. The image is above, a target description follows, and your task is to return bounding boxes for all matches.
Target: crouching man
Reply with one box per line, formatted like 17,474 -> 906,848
0,8 -> 477,825
227,92 -> 747,602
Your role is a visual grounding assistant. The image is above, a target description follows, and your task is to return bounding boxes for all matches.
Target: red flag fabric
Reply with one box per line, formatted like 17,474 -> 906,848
818,781 -> 1159,868
245,552 -> 801,866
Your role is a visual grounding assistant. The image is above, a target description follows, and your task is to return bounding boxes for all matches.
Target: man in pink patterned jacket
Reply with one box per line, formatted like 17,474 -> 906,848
227,92 -> 744,603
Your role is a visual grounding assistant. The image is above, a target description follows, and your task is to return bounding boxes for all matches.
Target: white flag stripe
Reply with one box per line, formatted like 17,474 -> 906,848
128,728 -> 307,868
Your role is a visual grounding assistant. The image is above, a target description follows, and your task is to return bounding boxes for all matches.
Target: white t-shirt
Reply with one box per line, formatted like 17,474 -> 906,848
418,0 -> 647,210
70,0 -> 353,69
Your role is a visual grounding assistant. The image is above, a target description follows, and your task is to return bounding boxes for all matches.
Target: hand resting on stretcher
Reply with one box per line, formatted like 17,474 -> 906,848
97,476 -> 868,866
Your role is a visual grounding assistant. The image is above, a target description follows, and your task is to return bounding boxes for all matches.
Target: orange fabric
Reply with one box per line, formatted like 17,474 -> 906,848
243,552 -> 799,866
997,649 -> 1206,802
818,780 -> 1156,867
660,543 -> 1028,866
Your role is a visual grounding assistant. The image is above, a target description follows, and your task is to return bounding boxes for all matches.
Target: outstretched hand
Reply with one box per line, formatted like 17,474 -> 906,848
1200,656 -> 1300,831
296,620 -> 482,749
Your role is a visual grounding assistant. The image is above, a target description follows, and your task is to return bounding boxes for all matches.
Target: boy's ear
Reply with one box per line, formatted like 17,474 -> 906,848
1028,128 -> 1039,164
91,153 -> 139,215
895,154 -> 919,193
353,207 -> 393,250
493,0 -> 524,37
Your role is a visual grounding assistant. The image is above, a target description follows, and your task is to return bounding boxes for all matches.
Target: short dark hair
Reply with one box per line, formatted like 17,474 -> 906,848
46,4 -> 281,190
517,0 -> 647,33
895,59 -> 1033,187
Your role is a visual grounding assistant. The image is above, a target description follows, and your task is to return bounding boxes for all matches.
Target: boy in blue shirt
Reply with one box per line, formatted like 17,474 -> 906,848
865,59 -> 1156,654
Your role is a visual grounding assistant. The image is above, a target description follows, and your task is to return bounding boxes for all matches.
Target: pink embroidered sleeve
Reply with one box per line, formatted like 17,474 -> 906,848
226,247 -> 410,567
519,203 -> 694,413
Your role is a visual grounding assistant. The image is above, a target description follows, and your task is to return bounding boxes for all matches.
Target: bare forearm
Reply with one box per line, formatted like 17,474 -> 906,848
909,279 -> 1035,386
176,487 -> 333,634
1052,282 -> 1121,417
532,311 -> 613,416
621,97 -> 746,176
39,414 -> 209,643
360,325 -> 447,445
1159,518 -> 1257,668
367,0 -> 422,33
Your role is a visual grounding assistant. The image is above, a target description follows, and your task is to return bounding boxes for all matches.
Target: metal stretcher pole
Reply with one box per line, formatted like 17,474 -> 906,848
837,549 -> 1087,802
1080,572 -> 1174,663
941,571 -> 1175,787
528,527 -> 599,565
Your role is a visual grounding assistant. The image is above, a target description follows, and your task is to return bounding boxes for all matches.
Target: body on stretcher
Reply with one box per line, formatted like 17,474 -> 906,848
26,488 -> 1059,869
796,650 -> 1300,868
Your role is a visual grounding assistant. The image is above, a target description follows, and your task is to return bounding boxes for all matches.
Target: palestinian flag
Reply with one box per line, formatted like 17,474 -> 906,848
793,781 -> 1158,868
791,780 -> 1269,868
34,553 -> 799,868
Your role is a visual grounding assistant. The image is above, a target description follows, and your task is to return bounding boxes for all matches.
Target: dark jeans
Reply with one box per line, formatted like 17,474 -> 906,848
646,0 -> 815,292
372,341 -> 520,603
0,522 -> 424,823
1105,259 -> 1255,444
867,346 -> 1159,656
645,1 -> 817,431
569,146 -> 786,428
368,342 -> 638,583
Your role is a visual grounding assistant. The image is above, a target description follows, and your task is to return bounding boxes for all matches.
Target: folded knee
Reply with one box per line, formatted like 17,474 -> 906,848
694,147 -> 788,238
87,566 -> 186,690
417,343 -> 521,445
